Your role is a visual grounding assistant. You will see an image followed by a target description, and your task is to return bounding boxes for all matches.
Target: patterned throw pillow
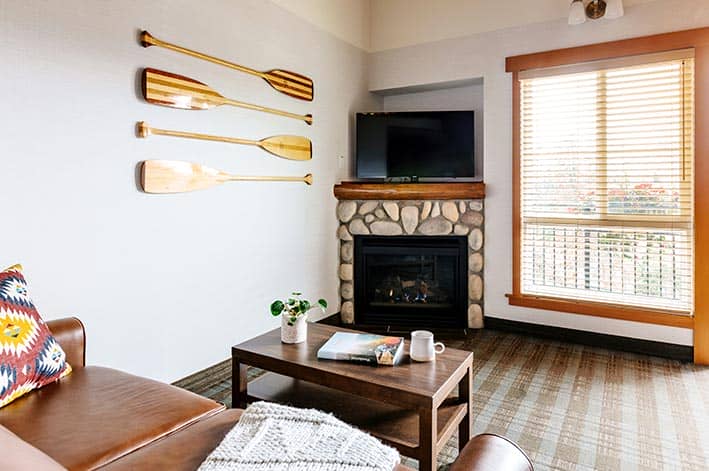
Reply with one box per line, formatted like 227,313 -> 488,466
0,265 -> 72,408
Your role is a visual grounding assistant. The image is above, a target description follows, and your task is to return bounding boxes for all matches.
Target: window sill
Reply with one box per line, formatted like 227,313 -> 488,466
505,293 -> 694,328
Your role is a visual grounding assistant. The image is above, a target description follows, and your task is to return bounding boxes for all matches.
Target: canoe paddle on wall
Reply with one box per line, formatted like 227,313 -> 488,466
140,160 -> 313,194
142,68 -> 312,125
136,122 -> 312,161
140,31 -> 314,101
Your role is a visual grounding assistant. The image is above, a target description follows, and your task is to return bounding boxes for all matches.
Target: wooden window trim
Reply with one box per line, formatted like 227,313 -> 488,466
506,27 -> 709,363
506,294 -> 694,329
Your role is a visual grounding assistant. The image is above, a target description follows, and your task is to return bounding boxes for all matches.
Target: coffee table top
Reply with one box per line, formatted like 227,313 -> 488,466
232,323 -> 473,408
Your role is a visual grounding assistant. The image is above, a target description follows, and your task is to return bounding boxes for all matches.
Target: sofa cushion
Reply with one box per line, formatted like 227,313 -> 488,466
100,408 -> 244,471
102,409 -> 416,471
0,264 -> 72,408
0,366 -> 224,470
0,424 -> 67,471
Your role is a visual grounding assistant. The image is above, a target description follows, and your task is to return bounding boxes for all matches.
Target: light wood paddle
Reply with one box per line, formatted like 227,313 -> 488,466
142,68 -> 313,125
140,31 -> 314,101
141,160 -> 313,194
136,122 -> 311,161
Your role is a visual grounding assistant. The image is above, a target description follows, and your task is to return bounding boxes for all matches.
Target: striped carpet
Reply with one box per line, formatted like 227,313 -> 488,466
175,330 -> 709,471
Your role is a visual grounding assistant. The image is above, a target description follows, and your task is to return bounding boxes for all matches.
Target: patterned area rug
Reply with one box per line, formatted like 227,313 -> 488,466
175,330 -> 709,470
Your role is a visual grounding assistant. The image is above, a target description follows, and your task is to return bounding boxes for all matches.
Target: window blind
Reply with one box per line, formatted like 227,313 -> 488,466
519,51 -> 694,313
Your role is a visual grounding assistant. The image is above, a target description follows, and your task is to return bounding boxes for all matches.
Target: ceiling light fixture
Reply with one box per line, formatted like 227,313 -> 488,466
604,0 -> 625,19
568,0 -> 624,25
568,0 -> 587,25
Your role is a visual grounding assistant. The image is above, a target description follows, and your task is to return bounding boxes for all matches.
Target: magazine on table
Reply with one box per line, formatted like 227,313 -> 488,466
317,332 -> 405,366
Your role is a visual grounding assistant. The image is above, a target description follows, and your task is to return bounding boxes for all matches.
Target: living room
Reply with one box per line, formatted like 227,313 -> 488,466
2,0 -> 709,470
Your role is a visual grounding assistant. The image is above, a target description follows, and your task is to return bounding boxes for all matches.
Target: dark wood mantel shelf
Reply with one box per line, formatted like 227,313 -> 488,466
333,181 -> 485,201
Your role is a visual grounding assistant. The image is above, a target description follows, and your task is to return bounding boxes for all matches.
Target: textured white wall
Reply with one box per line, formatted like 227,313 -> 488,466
369,0 -> 709,345
0,0 -> 377,382
270,0 -> 372,51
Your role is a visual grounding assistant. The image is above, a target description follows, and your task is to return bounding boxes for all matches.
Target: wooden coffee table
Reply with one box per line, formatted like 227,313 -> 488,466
231,323 -> 473,471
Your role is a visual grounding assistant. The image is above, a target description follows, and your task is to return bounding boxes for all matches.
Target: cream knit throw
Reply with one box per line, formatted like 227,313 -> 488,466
198,401 -> 401,471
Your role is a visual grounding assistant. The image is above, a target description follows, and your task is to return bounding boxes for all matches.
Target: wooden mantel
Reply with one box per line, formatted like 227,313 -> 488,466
333,181 -> 485,200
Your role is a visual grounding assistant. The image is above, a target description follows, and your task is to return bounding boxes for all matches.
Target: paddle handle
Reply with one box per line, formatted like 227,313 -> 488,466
223,98 -> 313,125
141,31 -> 263,79
226,173 -> 313,185
137,121 -> 256,147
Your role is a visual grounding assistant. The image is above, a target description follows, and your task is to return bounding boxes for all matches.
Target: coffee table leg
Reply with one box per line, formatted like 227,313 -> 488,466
419,407 -> 437,471
458,365 -> 473,451
231,357 -> 248,409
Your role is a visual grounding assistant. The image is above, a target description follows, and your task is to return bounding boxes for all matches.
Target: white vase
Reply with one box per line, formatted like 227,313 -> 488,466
281,313 -> 307,344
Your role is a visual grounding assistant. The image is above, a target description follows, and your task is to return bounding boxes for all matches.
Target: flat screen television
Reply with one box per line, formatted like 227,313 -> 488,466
356,111 -> 474,181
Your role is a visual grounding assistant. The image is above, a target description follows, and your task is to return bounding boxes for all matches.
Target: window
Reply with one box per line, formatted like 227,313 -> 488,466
518,50 -> 694,315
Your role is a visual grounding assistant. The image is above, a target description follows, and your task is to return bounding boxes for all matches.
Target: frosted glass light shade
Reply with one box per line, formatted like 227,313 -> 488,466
568,0 -> 587,25
605,0 -> 625,19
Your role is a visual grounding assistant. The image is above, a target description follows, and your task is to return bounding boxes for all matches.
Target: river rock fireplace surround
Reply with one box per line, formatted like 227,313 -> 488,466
334,182 -> 485,330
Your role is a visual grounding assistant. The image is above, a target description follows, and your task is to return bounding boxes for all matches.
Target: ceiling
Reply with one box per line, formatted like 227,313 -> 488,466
270,0 -> 660,52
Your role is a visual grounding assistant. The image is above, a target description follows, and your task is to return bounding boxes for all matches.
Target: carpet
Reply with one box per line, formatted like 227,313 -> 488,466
175,329 -> 709,470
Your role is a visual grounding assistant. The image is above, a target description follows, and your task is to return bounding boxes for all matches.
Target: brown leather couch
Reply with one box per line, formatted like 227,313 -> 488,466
0,317 -> 532,471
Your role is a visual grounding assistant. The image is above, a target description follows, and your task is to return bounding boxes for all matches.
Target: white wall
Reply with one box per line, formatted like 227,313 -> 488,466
370,0 -> 659,51
0,0 -> 377,382
270,0 -> 372,51
369,0 -> 709,345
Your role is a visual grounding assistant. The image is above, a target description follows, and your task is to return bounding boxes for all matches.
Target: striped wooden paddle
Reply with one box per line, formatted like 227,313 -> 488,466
142,68 -> 312,125
141,31 -> 314,101
137,122 -> 312,161
141,160 -> 312,194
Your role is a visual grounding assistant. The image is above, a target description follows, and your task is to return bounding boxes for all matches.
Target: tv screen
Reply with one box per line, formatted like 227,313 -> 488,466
356,111 -> 474,180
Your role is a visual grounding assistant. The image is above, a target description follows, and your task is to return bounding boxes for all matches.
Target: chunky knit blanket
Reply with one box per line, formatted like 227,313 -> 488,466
198,401 -> 400,471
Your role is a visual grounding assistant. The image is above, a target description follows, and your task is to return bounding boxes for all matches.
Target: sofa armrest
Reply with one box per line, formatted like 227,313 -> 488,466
47,317 -> 86,367
0,425 -> 67,471
449,434 -> 533,471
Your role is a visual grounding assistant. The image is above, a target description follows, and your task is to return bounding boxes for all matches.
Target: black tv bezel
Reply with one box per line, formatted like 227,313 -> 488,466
354,110 -> 477,182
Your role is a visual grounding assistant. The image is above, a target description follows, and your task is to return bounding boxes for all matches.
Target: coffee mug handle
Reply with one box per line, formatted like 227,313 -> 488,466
434,342 -> 445,355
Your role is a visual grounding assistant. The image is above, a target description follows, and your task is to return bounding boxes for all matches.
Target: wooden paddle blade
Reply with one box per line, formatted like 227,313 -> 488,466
141,160 -> 225,193
263,69 -> 314,101
142,68 -> 224,110
259,135 -> 312,161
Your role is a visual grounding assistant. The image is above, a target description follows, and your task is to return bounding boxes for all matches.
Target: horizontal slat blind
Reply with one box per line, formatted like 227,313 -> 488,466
519,53 -> 694,313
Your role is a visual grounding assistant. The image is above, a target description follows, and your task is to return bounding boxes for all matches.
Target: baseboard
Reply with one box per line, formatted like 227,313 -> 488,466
319,313 -> 467,336
485,316 -> 693,362
317,312 -> 342,326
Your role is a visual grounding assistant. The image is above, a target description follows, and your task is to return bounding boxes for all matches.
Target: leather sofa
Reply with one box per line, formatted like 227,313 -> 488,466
0,317 -> 533,471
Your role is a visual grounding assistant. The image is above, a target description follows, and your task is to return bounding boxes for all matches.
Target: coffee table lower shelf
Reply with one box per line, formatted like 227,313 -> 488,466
247,372 -> 467,458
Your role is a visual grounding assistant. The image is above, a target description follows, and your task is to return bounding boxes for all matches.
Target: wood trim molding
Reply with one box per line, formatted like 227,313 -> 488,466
512,71 -> 521,296
333,182 -> 485,201
506,27 -> 709,72
693,42 -> 709,363
506,294 -> 694,329
506,27 -> 709,362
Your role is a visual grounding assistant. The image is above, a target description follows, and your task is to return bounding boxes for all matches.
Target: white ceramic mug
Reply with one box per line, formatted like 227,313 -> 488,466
410,330 -> 445,362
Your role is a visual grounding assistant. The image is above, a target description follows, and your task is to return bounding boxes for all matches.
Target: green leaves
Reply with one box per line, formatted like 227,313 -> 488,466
269,292 -> 328,318
270,300 -> 285,316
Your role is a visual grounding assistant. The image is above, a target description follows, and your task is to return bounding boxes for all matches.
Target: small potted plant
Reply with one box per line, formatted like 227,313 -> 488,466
270,292 -> 327,344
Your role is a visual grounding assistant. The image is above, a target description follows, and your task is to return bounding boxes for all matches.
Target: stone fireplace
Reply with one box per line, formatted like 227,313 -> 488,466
336,197 -> 484,329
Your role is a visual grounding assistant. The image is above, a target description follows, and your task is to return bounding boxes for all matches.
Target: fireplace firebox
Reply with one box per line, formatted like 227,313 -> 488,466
353,236 -> 468,328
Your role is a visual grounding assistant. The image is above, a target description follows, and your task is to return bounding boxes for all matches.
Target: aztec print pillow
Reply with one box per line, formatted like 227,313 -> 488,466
0,265 -> 72,408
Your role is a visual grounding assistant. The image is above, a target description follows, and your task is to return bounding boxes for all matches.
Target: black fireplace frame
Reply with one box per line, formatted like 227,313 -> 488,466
353,235 -> 468,329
